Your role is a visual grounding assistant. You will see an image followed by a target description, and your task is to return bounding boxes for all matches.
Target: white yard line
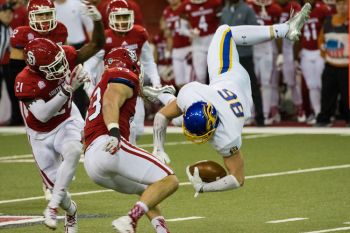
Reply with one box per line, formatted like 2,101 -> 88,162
1,164 -> 350,205
167,216 -> 205,222
266,217 -> 308,223
1,126 -> 350,135
302,227 -> 350,233
0,155 -> 32,161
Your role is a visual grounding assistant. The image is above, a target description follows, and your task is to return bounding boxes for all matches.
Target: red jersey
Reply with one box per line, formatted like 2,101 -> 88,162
14,46 -> 78,132
301,1 -> 331,50
152,32 -> 171,66
278,1 -> 301,23
250,2 -> 282,25
177,0 -> 222,37
10,22 -> 67,49
10,6 -> 28,30
99,0 -> 143,30
163,5 -> 190,48
104,25 -> 148,57
84,67 -> 140,148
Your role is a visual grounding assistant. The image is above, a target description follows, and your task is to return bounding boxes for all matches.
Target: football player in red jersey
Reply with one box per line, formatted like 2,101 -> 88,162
176,0 -> 222,84
84,0 -> 175,146
8,0 -> 67,126
276,0 -> 306,122
249,0 -> 283,125
162,0 -> 192,89
299,0 -> 332,124
13,3 -> 104,231
84,48 -> 178,233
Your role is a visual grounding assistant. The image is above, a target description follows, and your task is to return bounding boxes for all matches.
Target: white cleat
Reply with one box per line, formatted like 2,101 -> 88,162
112,216 -> 135,233
65,201 -> 78,233
43,207 -> 58,230
142,85 -> 176,103
285,3 -> 311,41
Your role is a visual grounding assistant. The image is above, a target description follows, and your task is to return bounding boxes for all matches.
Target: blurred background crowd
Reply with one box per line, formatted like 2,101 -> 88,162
0,0 -> 348,127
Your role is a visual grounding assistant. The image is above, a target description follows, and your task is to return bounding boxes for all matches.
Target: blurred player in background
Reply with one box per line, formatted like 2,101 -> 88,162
162,0 -> 192,89
84,48 -> 179,233
276,0 -> 306,122
249,0 -> 282,125
177,0 -> 222,84
299,0 -> 332,124
13,3 -> 104,231
152,4 -> 311,195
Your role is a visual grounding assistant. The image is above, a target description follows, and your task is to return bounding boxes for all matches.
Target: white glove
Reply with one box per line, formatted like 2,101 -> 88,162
152,148 -> 171,164
186,166 -> 205,198
276,54 -> 284,71
63,64 -> 90,94
105,136 -> 121,155
82,0 -> 102,21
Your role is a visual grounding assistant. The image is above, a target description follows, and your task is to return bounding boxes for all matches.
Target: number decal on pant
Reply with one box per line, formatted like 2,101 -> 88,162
88,87 -> 101,121
217,89 -> 244,118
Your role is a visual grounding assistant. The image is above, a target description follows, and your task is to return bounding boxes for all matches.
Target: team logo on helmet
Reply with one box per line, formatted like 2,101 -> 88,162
127,49 -> 137,62
26,51 -> 36,66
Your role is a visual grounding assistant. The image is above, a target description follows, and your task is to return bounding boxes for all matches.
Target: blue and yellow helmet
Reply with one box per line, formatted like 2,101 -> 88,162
182,101 -> 219,144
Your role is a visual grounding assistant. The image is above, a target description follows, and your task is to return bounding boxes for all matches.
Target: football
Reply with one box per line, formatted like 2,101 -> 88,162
189,160 -> 227,182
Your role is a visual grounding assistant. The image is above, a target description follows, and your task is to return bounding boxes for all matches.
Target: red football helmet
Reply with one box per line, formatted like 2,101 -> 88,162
108,0 -> 134,32
253,0 -> 272,6
104,47 -> 143,80
28,0 -> 57,33
24,38 -> 69,80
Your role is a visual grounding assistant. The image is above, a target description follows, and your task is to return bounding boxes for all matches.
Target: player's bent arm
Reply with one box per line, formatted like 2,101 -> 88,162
102,83 -> 133,127
10,47 -> 24,60
153,100 -> 183,162
140,41 -> 161,87
76,20 -> 105,64
24,91 -> 70,123
197,150 -> 244,193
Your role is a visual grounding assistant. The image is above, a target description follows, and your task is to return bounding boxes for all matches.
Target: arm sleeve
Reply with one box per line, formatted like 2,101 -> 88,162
202,174 -> 241,192
153,112 -> 169,152
140,41 -> 161,87
27,91 -> 70,123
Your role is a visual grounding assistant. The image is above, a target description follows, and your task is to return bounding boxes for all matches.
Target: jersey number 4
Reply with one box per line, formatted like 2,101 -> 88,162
217,89 -> 244,118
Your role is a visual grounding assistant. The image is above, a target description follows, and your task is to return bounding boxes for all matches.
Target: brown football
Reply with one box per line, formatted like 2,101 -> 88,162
189,160 -> 227,182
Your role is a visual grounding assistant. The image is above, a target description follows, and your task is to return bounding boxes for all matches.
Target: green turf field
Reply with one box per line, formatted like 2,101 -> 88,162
0,132 -> 349,233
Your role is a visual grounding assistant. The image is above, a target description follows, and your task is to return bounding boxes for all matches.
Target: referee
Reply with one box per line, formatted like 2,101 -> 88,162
0,3 -> 14,125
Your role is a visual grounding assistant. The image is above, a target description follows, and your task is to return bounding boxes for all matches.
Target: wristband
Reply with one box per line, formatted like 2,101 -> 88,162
107,123 -> 120,139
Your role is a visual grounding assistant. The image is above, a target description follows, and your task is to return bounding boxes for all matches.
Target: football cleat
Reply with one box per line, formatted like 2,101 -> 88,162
43,206 -> 58,230
112,216 -> 135,233
285,3 -> 311,41
141,85 -> 176,103
65,201 -> 78,233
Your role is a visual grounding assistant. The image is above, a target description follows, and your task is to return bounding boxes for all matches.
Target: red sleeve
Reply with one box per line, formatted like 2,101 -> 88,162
175,1 -> 187,16
291,2 -> 301,12
52,23 -> 68,44
10,27 -> 29,49
62,46 -> 78,70
14,70 -> 40,100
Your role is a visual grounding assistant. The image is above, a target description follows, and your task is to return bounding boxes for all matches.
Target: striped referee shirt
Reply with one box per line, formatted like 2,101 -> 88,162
0,22 -> 11,63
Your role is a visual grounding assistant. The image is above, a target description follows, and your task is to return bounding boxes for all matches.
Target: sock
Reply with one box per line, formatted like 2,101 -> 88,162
151,216 -> 170,233
128,201 -> 149,224
272,24 -> 289,39
59,192 -> 76,215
